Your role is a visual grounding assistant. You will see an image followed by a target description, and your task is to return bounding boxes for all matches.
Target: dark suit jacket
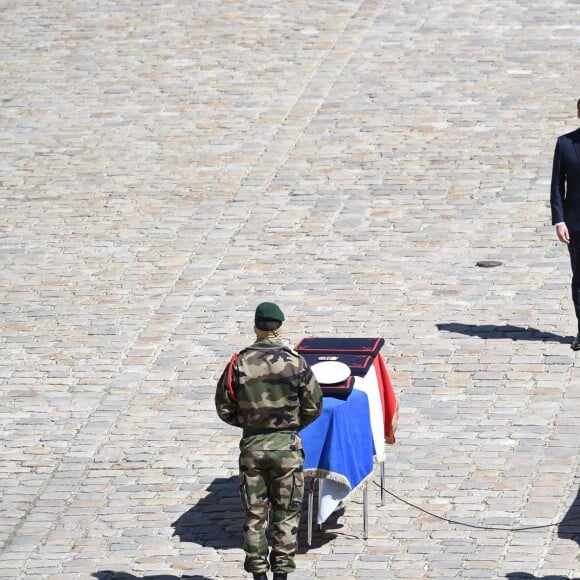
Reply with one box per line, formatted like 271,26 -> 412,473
551,127 -> 580,230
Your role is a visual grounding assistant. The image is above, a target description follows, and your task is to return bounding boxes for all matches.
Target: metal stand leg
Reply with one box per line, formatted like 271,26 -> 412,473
363,482 -> 368,540
380,460 -> 385,506
307,477 -> 315,547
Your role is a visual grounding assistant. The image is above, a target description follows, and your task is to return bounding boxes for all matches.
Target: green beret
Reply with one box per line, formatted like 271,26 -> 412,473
255,302 -> 285,330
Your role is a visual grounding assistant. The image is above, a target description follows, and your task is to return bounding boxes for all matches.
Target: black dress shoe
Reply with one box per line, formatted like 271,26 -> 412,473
253,574 -> 268,580
572,334 -> 580,351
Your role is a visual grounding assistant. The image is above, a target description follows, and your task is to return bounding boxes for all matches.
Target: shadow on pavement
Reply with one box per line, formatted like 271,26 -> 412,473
506,574 -> 579,580
437,323 -> 572,344
93,574 -> 212,580
506,487 -> 580,580
297,506 -> 341,552
558,485 -> 580,546
172,476 -> 243,550
171,475 -> 341,551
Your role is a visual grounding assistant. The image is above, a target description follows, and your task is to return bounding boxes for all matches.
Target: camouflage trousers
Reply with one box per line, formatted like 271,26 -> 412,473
238,433 -> 305,574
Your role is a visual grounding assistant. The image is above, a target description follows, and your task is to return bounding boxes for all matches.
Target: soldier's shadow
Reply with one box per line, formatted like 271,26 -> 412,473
171,476 -> 244,550
171,476 -> 340,551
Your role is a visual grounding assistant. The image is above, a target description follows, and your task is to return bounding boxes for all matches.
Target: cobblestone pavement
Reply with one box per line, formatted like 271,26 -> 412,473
1,0 -> 579,578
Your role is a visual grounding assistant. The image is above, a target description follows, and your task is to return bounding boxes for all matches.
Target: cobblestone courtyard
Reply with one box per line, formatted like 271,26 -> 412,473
1,1 -> 579,578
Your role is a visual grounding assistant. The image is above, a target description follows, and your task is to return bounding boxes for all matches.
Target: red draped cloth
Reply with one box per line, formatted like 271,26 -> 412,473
373,354 -> 399,444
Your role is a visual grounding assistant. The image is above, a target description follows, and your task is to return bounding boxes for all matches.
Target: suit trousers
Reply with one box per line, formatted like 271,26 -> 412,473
568,230 -> 580,329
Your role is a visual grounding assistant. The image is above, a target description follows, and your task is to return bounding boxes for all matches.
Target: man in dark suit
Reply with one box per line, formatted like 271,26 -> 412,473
551,98 -> 580,350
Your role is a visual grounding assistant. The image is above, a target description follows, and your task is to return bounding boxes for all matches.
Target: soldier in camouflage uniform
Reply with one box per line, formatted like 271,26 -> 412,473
215,302 -> 323,580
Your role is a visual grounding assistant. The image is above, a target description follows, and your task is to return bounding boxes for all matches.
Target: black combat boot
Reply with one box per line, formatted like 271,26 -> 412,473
253,574 -> 268,580
273,574 -> 287,580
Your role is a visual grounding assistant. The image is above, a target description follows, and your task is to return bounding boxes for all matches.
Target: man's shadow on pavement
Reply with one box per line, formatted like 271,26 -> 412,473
505,487 -> 580,580
437,323 -> 573,345
558,485 -> 580,546
506,574 -> 579,580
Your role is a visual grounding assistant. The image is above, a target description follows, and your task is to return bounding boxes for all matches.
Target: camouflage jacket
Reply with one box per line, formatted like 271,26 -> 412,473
215,339 -> 323,435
